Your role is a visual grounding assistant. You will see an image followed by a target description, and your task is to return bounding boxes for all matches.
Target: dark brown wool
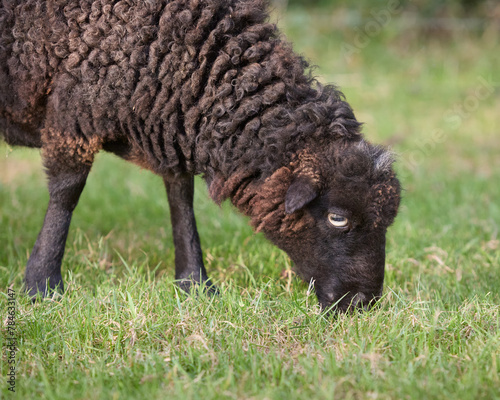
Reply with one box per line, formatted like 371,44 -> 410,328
0,0 -> 360,179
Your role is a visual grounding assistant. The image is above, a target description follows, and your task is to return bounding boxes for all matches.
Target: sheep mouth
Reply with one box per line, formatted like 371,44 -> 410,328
315,285 -> 384,313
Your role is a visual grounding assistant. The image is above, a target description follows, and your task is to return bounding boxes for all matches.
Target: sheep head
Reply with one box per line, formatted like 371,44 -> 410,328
230,140 -> 401,312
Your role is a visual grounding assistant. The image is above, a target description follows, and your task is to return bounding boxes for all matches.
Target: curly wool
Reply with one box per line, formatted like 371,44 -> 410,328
0,0 -> 361,193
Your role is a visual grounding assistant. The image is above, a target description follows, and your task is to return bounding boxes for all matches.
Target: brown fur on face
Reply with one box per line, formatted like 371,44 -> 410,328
232,165 -> 315,236
208,149 -> 320,238
368,172 -> 401,229
292,149 -> 322,190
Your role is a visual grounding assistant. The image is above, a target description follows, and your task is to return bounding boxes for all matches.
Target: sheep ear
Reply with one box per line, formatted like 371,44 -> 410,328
285,177 -> 318,214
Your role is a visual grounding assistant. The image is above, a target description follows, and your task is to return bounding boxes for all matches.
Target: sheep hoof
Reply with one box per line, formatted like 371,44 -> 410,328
25,277 -> 64,302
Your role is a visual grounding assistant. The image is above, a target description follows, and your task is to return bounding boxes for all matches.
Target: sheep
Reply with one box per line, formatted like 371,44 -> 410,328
0,0 -> 401,312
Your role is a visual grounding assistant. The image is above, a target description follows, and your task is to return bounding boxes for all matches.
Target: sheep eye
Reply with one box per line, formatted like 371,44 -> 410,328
328,213 -> 349,228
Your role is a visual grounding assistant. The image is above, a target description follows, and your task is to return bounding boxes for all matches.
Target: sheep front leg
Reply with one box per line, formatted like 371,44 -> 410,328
164,174 -> 215,294
24,166 -> 90,299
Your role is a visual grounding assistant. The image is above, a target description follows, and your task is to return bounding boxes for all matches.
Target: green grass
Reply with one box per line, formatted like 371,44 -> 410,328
1,6 -> 499,400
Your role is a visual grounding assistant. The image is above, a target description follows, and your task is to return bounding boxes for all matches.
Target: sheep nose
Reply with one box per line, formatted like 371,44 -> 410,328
351,292 -> 381,311
319,290 -> 380,313
351,292 -> 368,308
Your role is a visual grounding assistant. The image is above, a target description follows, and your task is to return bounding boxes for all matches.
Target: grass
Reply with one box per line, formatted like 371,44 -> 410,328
1,5 -> 499,400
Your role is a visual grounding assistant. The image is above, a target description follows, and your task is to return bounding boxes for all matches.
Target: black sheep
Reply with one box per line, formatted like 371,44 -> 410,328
0,0 -> 401,312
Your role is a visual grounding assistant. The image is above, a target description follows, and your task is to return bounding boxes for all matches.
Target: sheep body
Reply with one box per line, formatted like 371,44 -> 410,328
1,0 -> 400,312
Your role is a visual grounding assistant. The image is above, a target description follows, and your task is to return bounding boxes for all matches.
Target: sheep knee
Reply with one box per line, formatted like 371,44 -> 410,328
41,128 -> 102,174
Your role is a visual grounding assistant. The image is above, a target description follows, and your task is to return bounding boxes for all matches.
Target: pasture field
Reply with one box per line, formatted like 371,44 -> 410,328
1,4 -> 499,400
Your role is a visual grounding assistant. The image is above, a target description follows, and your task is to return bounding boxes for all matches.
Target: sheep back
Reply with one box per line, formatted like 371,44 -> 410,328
0,0 -> 360,185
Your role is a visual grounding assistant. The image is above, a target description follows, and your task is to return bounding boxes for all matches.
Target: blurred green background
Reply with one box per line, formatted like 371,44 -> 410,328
279,0 -> 499,19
